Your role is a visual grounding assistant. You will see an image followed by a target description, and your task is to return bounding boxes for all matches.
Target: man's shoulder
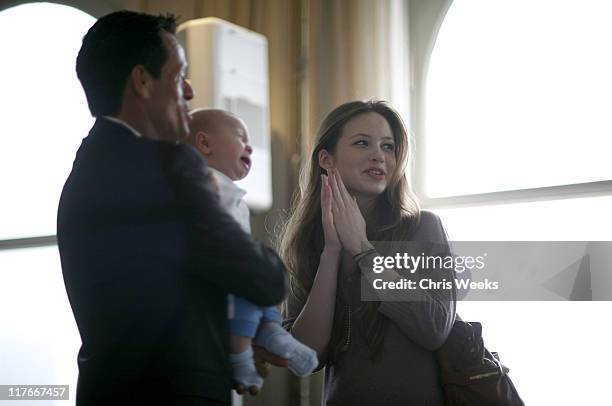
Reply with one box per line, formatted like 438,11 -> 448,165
83,119 -> 203,166
159,143 -> 208,178
77,119 -> 151,163
163,142 -> 206,163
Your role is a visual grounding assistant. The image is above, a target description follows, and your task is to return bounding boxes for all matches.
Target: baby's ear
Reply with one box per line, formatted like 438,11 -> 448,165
194,131 -> 212,155
318,149 -> 334,172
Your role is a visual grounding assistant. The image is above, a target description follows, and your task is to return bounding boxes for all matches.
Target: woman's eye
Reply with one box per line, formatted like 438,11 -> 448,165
354,140 -> 368,146
383,143 -> 395,151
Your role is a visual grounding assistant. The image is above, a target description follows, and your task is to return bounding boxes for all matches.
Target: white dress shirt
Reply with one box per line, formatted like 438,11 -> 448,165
102,116 -> 143,138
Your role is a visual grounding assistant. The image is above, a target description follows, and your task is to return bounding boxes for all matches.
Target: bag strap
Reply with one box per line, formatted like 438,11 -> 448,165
440,364 -> 510,386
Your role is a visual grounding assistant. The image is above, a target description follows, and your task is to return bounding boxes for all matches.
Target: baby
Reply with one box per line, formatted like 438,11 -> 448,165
186,108 -> 318,393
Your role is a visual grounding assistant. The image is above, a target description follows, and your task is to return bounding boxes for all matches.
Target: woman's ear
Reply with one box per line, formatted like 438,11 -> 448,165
318,149 -> 334,172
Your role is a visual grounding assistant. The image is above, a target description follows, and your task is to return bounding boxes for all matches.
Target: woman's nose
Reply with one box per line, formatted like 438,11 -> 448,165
369,149 -> 385,162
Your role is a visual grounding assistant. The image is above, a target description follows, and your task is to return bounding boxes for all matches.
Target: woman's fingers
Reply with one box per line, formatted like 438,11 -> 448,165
328,170 -> 341,206
326,169 -> 369,255
329,171 -> 343,214
321,175 -> 336,226
333,169 -> 358,213
335,171 -> 361,214
334,168 -> 353,204
321,174 -> 341,251
320,174 -> 327,207
330,169 -> 351,217
321,175 -> 332,218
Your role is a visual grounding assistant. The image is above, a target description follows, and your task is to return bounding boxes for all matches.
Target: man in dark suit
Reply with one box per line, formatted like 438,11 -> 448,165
57,11 -> 287,406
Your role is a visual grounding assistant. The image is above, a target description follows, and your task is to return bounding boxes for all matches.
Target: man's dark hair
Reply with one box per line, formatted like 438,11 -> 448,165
76,11 -> 178,116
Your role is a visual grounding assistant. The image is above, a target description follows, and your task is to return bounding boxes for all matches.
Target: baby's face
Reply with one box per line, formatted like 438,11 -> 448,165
207,118 -> 253,181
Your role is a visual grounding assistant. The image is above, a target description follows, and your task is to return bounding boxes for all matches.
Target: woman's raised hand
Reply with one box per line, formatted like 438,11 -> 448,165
328,169 -> 371,256
321,173 -> 341,254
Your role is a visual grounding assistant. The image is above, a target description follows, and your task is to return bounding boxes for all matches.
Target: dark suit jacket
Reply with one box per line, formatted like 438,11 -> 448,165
57,118 -> 287,405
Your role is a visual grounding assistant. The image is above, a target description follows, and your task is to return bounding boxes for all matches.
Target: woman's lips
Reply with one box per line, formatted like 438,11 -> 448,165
364,168 -> 385,181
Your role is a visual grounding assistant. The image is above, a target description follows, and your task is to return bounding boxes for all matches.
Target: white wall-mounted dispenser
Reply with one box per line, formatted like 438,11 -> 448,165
177,17 -> 272,212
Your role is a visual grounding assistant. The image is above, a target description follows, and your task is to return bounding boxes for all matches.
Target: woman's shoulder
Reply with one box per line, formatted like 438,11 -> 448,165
402,210 -> 447,242
418,210 -> 443,226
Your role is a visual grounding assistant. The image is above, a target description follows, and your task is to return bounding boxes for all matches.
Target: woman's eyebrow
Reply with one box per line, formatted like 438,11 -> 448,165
349,133 -> 394,141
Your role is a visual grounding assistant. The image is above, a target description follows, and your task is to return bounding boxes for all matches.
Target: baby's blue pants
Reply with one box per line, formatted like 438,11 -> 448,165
228,294 -> 281,337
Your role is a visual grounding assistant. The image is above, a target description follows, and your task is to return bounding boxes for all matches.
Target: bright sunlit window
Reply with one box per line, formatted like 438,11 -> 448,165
426,0 -> 612,197
0,3 -> 96,404
0,2 -> 95,240
424,1 -> 612,405
436,195 -> 612,242
0,247 -> 80,400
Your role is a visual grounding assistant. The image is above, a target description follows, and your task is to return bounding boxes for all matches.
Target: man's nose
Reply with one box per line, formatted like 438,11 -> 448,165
245,145 -> 253,155
183,78 -> 194,100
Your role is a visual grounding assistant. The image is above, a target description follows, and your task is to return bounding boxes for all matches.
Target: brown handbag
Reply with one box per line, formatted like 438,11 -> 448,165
436,320 -> 525,406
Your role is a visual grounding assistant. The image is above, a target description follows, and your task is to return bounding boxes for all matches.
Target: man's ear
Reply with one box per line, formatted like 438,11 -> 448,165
194,131 -> 212,156
318,149 -> 334,172
128,65 -> 154,100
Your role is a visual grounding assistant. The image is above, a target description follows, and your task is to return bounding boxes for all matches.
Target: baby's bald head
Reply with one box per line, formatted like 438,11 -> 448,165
186,108 -> 252,181
188,109 -> 238,139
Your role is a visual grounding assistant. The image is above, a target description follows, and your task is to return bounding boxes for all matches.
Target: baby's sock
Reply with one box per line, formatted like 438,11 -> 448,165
229,346 -> 263,391
254,322 -> 318,376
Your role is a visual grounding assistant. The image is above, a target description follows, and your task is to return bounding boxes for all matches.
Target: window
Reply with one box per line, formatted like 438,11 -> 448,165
418,1 -> 612,404
0,2 -> 95,240
0,3 -> 96,403
425,0 -> 612,198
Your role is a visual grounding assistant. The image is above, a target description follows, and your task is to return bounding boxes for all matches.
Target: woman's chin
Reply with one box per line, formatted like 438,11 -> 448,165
351,185 -> 386,199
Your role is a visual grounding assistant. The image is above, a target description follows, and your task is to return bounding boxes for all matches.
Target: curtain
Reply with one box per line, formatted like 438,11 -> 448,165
302,0 -> 410,154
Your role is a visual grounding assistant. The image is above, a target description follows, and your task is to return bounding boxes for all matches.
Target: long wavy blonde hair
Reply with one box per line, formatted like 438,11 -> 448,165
278,100 -> 420,362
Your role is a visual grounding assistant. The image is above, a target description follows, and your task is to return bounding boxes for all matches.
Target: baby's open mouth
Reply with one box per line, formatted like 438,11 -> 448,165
240,156 -> 251,170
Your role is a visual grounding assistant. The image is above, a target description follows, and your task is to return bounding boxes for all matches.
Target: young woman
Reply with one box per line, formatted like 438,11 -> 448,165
279,100 -> 456,405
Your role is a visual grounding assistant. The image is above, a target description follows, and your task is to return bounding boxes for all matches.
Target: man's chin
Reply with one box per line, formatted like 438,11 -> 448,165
173,127 -> 190,144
